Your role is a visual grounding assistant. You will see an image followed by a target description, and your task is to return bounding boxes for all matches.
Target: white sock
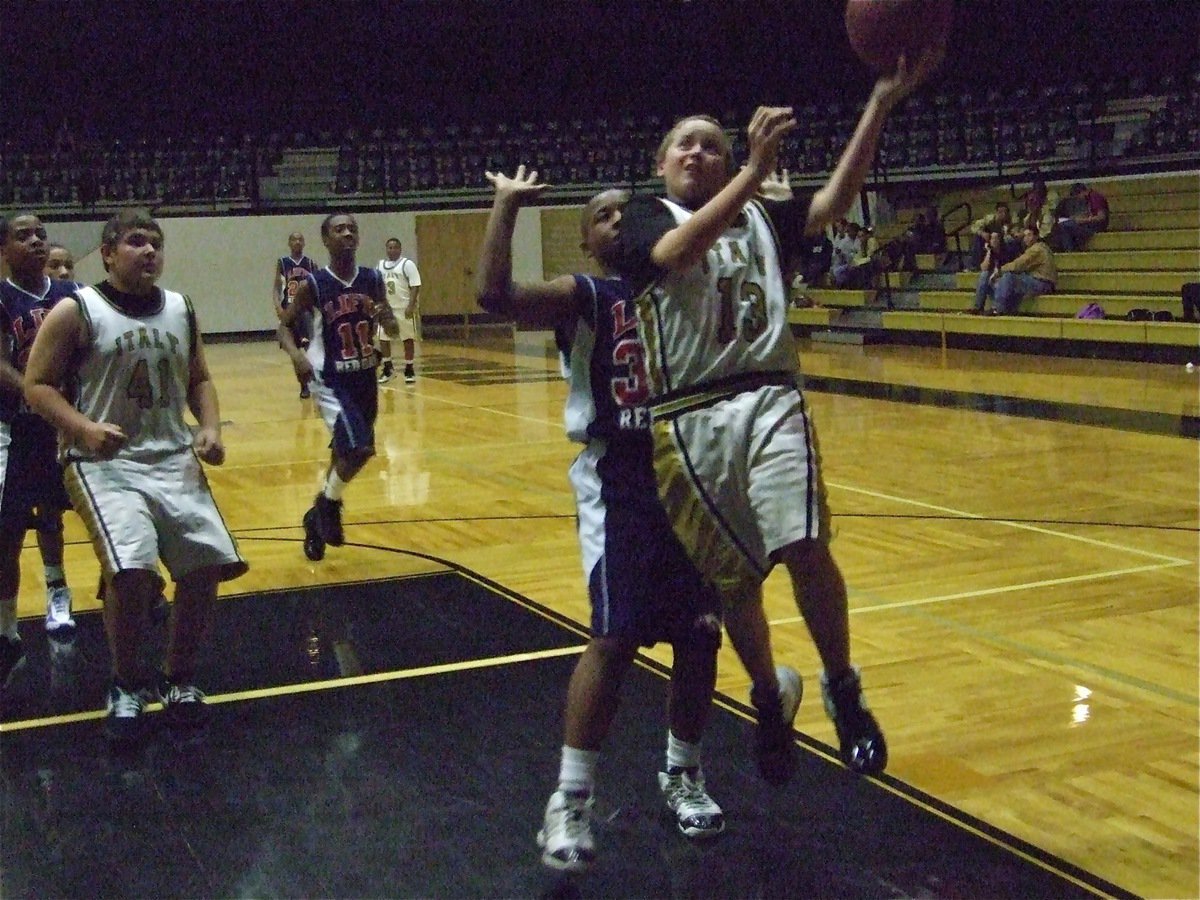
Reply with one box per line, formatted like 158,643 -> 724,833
666,731 -> 702,773
557,745 -> 598,796
323,471 -> 347,501
0,597 -> 18,639
44,564 -> 66,587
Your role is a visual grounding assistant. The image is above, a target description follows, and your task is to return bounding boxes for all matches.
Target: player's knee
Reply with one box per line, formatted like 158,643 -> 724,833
684,612 -> 723,656
589,635 -> 638,669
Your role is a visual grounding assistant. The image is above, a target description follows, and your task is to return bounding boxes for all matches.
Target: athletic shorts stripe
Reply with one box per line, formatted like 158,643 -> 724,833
651,384 -> 832,605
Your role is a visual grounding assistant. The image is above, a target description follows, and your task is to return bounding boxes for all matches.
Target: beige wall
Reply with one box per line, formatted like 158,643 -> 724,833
41,206 -> 558,333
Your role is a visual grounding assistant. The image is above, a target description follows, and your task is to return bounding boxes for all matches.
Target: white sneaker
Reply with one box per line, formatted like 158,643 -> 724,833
537,789 -> 595,872
45,585 -> 76,633
657,767 -> 725,838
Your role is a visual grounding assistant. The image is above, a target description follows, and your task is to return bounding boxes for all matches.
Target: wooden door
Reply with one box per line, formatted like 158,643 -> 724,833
415,211 -> 490,330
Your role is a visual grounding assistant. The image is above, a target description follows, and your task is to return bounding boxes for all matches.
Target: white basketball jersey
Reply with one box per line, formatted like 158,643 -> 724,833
561,317 -> 596,444
378,257 -> 419,307
636,198 -> 796,397
69,285 -> 195,461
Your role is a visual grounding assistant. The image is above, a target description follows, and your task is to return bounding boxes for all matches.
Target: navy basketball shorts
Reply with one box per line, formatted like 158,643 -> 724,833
0,415 -> 71,534
311,370 -> 379,458
570,437 -> 722,647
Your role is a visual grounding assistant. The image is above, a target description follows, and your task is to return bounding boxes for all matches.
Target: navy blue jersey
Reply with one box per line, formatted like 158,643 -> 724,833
0,277 -> 81,422
307,266 -> 385,380
279,255 -> 318,308
561,275 -> 652,445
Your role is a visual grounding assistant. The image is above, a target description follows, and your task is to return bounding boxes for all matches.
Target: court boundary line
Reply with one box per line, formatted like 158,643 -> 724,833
0,568 -> 1133,899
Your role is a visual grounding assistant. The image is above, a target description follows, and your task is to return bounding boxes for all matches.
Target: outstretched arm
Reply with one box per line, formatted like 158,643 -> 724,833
807,44 -> 945,234
477,166 -> 578,327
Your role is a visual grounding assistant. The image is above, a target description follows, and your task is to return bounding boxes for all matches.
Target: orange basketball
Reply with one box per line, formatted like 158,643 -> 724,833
844,0 -> 953,73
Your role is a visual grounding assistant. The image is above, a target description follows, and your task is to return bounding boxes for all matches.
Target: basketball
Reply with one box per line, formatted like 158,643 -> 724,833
844,0 -> 953,73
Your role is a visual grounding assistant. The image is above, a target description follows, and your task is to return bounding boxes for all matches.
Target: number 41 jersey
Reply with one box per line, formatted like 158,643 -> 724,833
69,284 -> 197,462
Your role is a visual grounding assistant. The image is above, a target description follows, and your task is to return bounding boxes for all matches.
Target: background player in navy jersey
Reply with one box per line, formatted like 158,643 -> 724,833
272,232 -> 318,400
0,214 -> 81,689
24,209 -> 247,745
279,213 -> 398,561
44,243 -> 75,282
479,168 -> 801,872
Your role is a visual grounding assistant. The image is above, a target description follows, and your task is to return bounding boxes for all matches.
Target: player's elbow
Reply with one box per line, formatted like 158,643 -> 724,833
477,287 -> 512,316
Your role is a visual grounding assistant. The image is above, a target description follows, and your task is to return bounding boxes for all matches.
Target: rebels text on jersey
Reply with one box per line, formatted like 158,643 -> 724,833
0,277 -> 81,421
561,275 -> 652,443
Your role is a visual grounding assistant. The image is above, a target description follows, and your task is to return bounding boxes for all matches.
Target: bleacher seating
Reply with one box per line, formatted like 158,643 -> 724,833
791,171 -> 1199,358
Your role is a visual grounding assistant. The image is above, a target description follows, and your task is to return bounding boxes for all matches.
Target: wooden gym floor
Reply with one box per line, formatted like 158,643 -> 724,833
2,331 -> 1196,898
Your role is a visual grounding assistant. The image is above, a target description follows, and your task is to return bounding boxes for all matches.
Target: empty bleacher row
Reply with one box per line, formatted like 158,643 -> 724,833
1,68 -> 1196,212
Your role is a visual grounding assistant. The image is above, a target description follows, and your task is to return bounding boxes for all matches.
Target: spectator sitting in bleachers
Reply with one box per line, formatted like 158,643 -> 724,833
1049,182 -> 1109,251
1020,176 -> 1059,238
791,231 -> 834,303
889,206 -> 946,272
971,231 -> 1019,314
830,221 -> 877,289
965,201 -> 1013,270
990,225 -> 1057,315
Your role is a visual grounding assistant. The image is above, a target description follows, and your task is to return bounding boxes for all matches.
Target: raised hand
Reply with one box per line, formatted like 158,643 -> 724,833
745,107 -> 798,181
871,40 -> 946,112
485,165 -> 548,206
757,167 -> 793,201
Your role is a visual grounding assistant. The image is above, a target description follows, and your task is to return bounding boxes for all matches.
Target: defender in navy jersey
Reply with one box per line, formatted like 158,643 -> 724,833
279,213 -> 398,561
25,209 -> 247,746
272,232 -> 317,399
478,170 -> 727,873
0,214 -> 80,687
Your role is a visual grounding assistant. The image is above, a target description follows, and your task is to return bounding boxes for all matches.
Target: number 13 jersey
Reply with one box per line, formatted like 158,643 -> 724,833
70,284 -> 196,461
624,195 -> 806,399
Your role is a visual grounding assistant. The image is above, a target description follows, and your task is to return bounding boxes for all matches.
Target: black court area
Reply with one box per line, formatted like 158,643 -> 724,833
0,572 -> 1134,899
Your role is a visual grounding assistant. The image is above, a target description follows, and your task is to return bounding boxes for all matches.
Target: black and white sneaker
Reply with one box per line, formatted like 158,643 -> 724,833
750,665 -> 803,784
313,493 -> 344,546
822,667 -> 888,775
377,362 -> 394,384
157,672 -> 211,734
657,767 -> 725,838
45,584 -> 76,634
403,364 -> 416,385
105,682 -> 150,747
537,789 -> 596,873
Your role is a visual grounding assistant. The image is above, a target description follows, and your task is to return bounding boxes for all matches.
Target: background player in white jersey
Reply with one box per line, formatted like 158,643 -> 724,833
375,238 -> 420,384
614,48 -> 943,776
278,213 -> 398,560
0,215 -> 81,688
272,232 -> 318,400
24,209 -> 248,747
478,169 -> 803,872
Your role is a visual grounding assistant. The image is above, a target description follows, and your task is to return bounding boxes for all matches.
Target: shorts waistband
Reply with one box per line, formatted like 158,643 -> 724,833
650,371 -> 798,420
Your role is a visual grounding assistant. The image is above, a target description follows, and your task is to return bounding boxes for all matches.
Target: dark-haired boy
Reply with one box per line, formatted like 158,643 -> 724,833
24,209 -> 248,744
